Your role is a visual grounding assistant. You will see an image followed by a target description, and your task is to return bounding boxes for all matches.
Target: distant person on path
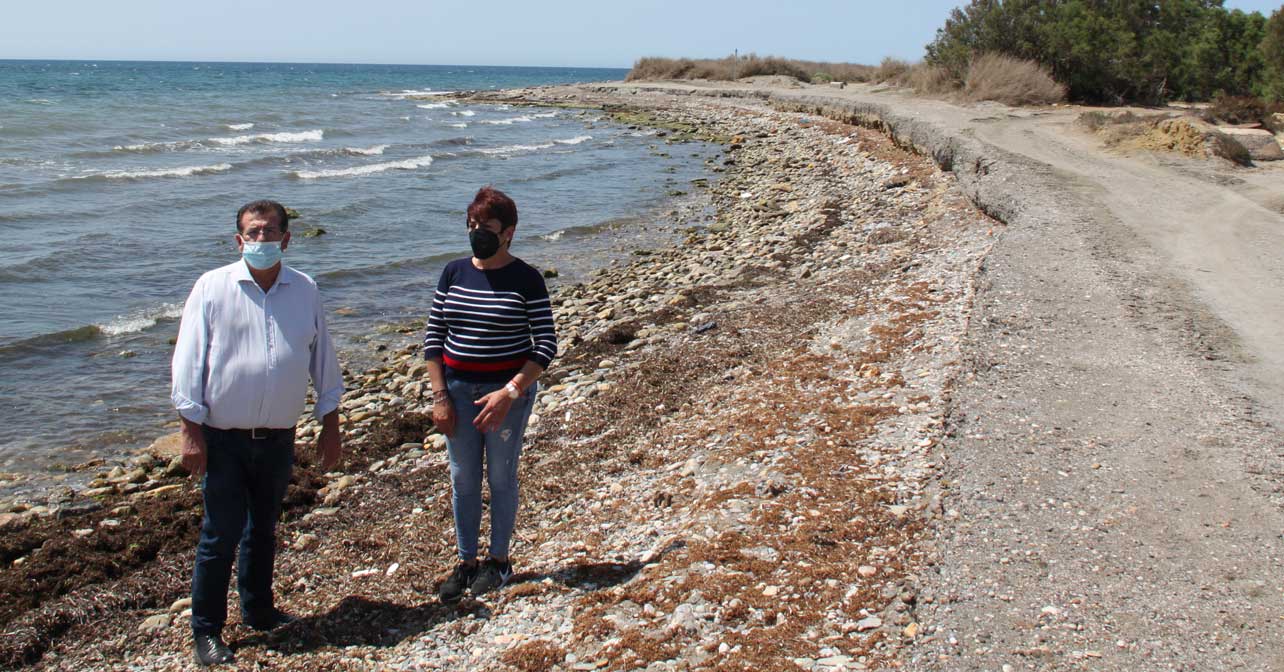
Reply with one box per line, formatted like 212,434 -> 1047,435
171,199 -> 344,667
423,186 -> 557,602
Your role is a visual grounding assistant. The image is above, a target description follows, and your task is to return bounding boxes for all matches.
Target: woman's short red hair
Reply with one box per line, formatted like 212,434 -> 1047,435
467,186 -> 518,230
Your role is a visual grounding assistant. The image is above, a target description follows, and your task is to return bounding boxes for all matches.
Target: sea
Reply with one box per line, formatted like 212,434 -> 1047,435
0,60 -> 718,498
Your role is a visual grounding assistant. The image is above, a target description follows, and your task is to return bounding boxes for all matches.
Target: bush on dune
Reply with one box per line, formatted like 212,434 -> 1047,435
626,54 -> 874,84
963,53 -> 1066,105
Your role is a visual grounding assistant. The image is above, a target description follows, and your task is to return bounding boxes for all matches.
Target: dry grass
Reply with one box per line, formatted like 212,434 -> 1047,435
627,54 -> 875,84
874,57 -> 912,83
897,62 -> 959,95
629,52 -> 1066,107
962,53 -> 1067,105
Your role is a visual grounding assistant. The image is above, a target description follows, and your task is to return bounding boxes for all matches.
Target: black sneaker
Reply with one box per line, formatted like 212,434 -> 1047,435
439,561 -> 478,603
469,558 -> 513,596
246,609 -> 297,632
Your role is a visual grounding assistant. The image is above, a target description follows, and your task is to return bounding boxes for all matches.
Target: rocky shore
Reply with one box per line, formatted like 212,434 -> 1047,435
0,82 -> 997,671
13,76 -> 1281,672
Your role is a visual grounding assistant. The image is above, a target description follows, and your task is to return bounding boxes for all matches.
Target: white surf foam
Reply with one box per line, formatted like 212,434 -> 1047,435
447,122 -> 469,128
531,111 -> 558,118
480,116 -> 533,125
82,163 -> 233,180
209,129 -> 324,146
114,140 -> 188,153
225,123 -> 255,131
97,302 -> 184,336
346,144 -> 390,156
451,110 -> 476,117
417,103 -> 450,109
554,135 -> 593,145
381,89 -> 450,99
292,155 -> 433,179
479,143 -> 554,156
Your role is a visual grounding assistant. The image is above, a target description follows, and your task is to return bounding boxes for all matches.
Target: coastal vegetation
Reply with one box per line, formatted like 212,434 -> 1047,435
628,2 -> 1284,110
925,0 -> 1284,104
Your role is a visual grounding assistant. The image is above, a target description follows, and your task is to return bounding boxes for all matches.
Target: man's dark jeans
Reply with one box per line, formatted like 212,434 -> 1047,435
191,426 -> 294,636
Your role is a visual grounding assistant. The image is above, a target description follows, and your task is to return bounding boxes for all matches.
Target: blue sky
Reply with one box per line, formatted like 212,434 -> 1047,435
1,0 -> 1280,68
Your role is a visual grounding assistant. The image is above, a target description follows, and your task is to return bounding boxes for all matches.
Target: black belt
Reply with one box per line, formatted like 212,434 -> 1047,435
207,426 -> 294,440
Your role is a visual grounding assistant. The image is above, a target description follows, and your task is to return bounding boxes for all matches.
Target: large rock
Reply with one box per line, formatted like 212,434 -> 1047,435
1218,127 -> 1283,161
143,432 -> 184,459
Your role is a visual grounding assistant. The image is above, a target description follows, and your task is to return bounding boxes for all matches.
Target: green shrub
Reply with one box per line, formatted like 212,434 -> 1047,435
925,0 -> 1276,104
1262,7 -> 1284,100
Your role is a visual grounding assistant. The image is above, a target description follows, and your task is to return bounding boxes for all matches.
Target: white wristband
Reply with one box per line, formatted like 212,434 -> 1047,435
504,381 -> 520,400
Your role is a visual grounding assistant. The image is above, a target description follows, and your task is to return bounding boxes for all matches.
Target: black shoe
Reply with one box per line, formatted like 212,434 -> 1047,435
193,633 -> 234,667
469,558 -> 513,597
246,609 -> 297,631
439,561 -> 478,603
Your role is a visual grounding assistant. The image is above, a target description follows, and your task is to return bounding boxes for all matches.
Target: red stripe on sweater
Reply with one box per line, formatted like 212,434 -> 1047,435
443,354 -> 526,372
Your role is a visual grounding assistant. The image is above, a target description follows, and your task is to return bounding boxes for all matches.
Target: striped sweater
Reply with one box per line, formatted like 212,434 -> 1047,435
423,257 -> 557,381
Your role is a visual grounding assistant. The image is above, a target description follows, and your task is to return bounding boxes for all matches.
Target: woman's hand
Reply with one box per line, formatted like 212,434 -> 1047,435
473,390 -> 514,433
433,398 -> 457,437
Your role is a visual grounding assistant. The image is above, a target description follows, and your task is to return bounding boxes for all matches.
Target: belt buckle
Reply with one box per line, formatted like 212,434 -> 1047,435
251,427 -> 267,440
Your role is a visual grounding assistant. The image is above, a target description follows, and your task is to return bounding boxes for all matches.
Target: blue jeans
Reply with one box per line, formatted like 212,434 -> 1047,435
445,377 -> 537,561
191,426 -> 294,636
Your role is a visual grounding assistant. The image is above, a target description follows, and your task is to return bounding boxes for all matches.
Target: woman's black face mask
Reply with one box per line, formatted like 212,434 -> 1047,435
470,227 -> 501,259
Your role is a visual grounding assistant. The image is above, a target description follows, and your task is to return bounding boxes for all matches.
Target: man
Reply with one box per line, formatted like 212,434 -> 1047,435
171,199 -> 343,667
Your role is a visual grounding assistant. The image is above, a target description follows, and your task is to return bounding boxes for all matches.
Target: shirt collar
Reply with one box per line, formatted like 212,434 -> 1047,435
232,259 -> 292,286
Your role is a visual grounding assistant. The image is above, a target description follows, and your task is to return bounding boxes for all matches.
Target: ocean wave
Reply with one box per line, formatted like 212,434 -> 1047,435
111,128 -> 324,153
512,160 -> 620,185
98,302 -> 184,336
112,139 -> 193,154
539,216 -> 643,241
531,111 -> 558,118
209,129 -> 324,146
225,123 -> 254,130
316,251 -> 460,282
478,143 -> 554,156
290,154 -> 433,179
380,89 -> 450,100
480,115 -> 533,125
447,122 -> 468,128
72,163 -> 234,181
0,325 -> 103,356
417,102 -> 451,109
0,302 -> 183,358
451,110 -> 476,117
554,135 -> 593,145
24,99 -> 55,105
346,144 -> 389,156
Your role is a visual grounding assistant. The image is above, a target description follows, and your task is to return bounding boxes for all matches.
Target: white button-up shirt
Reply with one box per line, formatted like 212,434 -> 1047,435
171,260 -> 343,430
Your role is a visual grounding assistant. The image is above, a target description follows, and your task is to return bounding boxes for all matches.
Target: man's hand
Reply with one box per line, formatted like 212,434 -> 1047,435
317,410 -> 342,471
473,390 -> 514,434
180,418 -> 207,478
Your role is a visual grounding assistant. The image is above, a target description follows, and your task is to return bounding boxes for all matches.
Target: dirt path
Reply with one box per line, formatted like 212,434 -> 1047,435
968,112 -> 1284,427
604,79 -> 1284,669
782,84 -> 1284,670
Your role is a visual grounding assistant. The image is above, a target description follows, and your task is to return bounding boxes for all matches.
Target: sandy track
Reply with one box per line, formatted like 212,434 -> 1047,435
774,83 -> 1284,670
603,79 -> 1284,670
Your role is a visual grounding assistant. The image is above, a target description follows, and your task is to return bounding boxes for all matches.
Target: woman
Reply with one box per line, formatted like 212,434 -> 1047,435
423,186 -> 557,602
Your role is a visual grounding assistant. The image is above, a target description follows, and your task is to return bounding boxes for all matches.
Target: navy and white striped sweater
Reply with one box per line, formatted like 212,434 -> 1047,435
423,257 -> 557,381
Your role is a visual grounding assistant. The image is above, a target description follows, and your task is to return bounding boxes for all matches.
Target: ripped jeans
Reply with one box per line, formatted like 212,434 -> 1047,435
444,377 -> 537,561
